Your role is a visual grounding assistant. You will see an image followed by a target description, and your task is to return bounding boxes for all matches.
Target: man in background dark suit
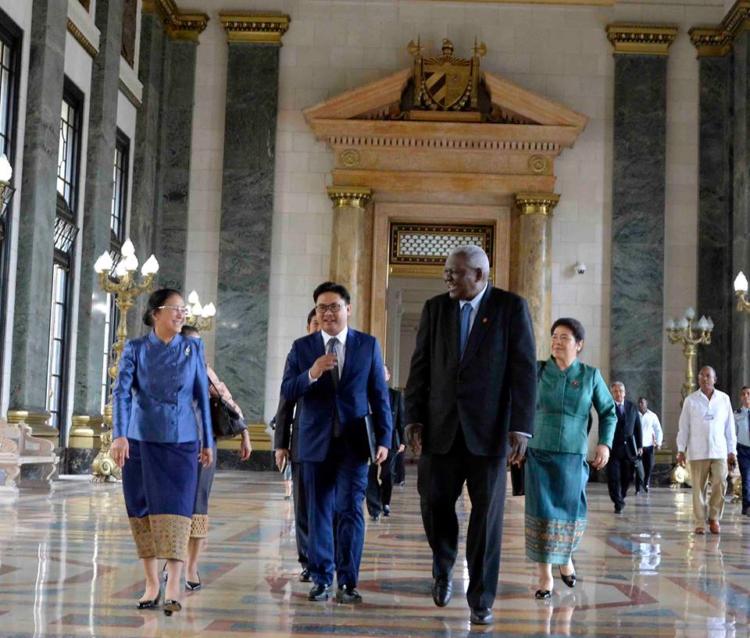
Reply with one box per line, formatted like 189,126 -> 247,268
274,308 -> 320,582
404,245 -> 537,626
607,381 -> 643,514
366,364 -> 406,520
281,282 -> 392,604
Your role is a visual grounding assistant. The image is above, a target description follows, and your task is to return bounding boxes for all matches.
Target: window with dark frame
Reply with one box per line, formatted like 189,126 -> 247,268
47,81 -> 82,431
0,9 -> 20,405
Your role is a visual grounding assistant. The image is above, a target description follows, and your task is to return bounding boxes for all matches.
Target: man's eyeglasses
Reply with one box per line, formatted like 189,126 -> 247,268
316,303 -> 344,314
158,305 -> 189,315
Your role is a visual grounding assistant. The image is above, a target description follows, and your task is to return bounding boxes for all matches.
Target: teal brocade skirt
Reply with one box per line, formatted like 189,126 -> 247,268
524,447 -> 589,564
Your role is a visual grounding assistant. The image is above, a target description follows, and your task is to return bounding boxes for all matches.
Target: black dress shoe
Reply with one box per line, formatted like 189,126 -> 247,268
614,505 -> 623,514
137,590 -> 161,610
432,577 -> 452,607
369,514 -> 380,522
534,589 -> 552,599
163,599 -> 181,616
308,583 -> 331,601
336,585 -> 363,604
470,607 -> 494,625
383,505 -> 391,517
644,485 -> 649,493
559,566 -> 576,588
299,567 -> 312,582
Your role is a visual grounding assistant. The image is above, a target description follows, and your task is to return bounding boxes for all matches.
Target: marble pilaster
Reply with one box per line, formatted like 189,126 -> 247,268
696,55 -> 733,391
328,187 -> 374,333
9,0 -> 66,414
514,193 -> 558,359
215,40 -> 282,424
732,31 -> 750,397
607,29 -> 673,414
72,0 -> 124,429
153,39 -> 198,291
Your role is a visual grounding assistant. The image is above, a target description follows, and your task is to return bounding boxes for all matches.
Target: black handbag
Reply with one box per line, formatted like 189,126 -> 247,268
209,382 -> 246,439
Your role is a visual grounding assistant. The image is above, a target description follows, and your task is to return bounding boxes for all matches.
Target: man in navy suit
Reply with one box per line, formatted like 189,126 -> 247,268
281,281 -> 392,604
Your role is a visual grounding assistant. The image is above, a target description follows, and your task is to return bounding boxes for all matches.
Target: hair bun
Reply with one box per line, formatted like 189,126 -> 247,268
142,309 -> 153,327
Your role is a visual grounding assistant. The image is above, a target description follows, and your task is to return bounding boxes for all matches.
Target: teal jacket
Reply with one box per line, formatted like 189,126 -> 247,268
528,357 -> 616,455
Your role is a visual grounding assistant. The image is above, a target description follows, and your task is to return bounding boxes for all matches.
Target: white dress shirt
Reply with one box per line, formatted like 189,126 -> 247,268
676,389 -> 736,460
458,281 -> 489,334
639,409 -> 663,447
734,408 -> 750,448
309,328 -> 347,383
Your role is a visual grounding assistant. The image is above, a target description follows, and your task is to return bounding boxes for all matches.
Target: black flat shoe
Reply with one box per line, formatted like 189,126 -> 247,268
186,573 -> 201,591
559,566 -> 577,588
383,505 -> 391,517
137,590 -> 161,610
470,607 -> 494,625
432,577 -> 452,607
535,589 -> 552,599
336,584 -> 363,604
299,567 -> 312,582
163,599 -> 181,616
308,583 -> 331,601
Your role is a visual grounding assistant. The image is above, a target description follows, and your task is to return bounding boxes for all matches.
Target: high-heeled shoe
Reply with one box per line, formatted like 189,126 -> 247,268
137,589 -> 161,610
559,565 -> 577,588
534,589 -> 552,599
186,572 -> 202,591
163,599 -> 182,616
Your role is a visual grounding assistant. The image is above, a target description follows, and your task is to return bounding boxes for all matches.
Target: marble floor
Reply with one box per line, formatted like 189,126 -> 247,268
0,472 -> 747,638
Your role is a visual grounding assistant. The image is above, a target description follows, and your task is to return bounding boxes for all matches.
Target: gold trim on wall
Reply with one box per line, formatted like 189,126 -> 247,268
66,18 -> 98,58
605,24 -> 679,56
427,0 -> 613,3
219,12 -> 291,45
142,0 -> 208,42
688,1 -> 750,57
327,186 -> 372,210
515,192 -> 560,216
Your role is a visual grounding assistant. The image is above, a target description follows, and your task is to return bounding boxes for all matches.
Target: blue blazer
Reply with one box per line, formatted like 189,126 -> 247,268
280,329 -> 393,463
113,332 -> 212,445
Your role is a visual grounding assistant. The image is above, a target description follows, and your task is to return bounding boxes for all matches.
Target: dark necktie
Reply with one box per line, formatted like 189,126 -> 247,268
617,404 -> 624,418
459,303 -> 472,358
327,337 -> 341,436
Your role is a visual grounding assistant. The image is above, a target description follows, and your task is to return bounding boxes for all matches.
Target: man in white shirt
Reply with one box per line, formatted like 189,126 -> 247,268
676,366 -> 737,535
636,397 -> 663,494
733,386 -> 750,516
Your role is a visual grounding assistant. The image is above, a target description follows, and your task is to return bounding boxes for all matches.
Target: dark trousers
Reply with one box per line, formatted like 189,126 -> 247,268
394,451 -> 406,484
636,446 -> 655,491
365,452 -> 394,517
303,437 -> 368,588
738,443 -> 750,512
292,461 -> 309,566
607,452 -> 634,509
417,429 -> 507,609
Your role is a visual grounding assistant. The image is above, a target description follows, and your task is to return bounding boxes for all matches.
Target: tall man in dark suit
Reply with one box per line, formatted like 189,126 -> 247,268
404,245 -> 537,626
607,381 -> 643,514
281,282 -> 392,604
274,308 -> 320,583
366,364 -> 406,520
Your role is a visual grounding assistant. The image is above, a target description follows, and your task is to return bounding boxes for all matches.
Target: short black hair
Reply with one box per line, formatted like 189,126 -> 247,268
313,281 -> 351,304
181,325 -> 200,337
307,308 -> 317,326
742,386 -> 750,392
551,317 -> 585,342
143,288 -> 181,327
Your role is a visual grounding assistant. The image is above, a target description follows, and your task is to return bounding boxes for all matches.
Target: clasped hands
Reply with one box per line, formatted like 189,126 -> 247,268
110,436 -> 213,469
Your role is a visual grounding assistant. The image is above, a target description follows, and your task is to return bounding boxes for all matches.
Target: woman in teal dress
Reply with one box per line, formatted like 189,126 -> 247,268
524,317 -> 617,599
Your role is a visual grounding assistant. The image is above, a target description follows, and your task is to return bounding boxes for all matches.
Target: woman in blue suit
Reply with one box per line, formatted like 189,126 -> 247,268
110,288 -> 213,616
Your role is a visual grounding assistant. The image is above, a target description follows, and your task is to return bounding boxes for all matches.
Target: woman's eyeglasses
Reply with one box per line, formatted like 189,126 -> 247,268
158,305 -> 189,315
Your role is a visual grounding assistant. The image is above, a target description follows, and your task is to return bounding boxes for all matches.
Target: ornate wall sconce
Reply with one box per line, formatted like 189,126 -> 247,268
734,271 -> 750,312
185,290 -> 216,333
90,239 -> 159,481
665,307 -> 713,401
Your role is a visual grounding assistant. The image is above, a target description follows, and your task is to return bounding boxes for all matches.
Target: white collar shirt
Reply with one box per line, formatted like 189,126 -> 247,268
321,328 -> 347,376
676,389 -> 736,460
639,409 -> 663,447
458,282 -> 489,334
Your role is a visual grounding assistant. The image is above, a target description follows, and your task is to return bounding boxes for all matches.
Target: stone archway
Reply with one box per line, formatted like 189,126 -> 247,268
304,41 -> 587,356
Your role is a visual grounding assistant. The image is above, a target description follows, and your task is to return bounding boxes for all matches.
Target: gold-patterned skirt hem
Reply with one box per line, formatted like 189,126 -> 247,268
129,516 -> 156,559
151,514 -> 191,561
190,514 -> 209,538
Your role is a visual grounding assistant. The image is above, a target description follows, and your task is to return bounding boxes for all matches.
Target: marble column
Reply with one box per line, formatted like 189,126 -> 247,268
690,32 -> 733,393
9,0 -> 67,419
153,38 -> 198,291
606,25 -> 676,414
70,0 -> 124,461
214,18 -> 288,468
514,193 -> 558,360
732,31 -> 750,397
328,187 -> 374,333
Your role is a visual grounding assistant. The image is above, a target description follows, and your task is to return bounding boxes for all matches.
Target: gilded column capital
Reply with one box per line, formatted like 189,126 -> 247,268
142,0 -> 209,42
689,27 -> 731,57
606,24 -> 678,55
327,186 -> 372,210
515,192 -> 560,217
219,12 -> 291,45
